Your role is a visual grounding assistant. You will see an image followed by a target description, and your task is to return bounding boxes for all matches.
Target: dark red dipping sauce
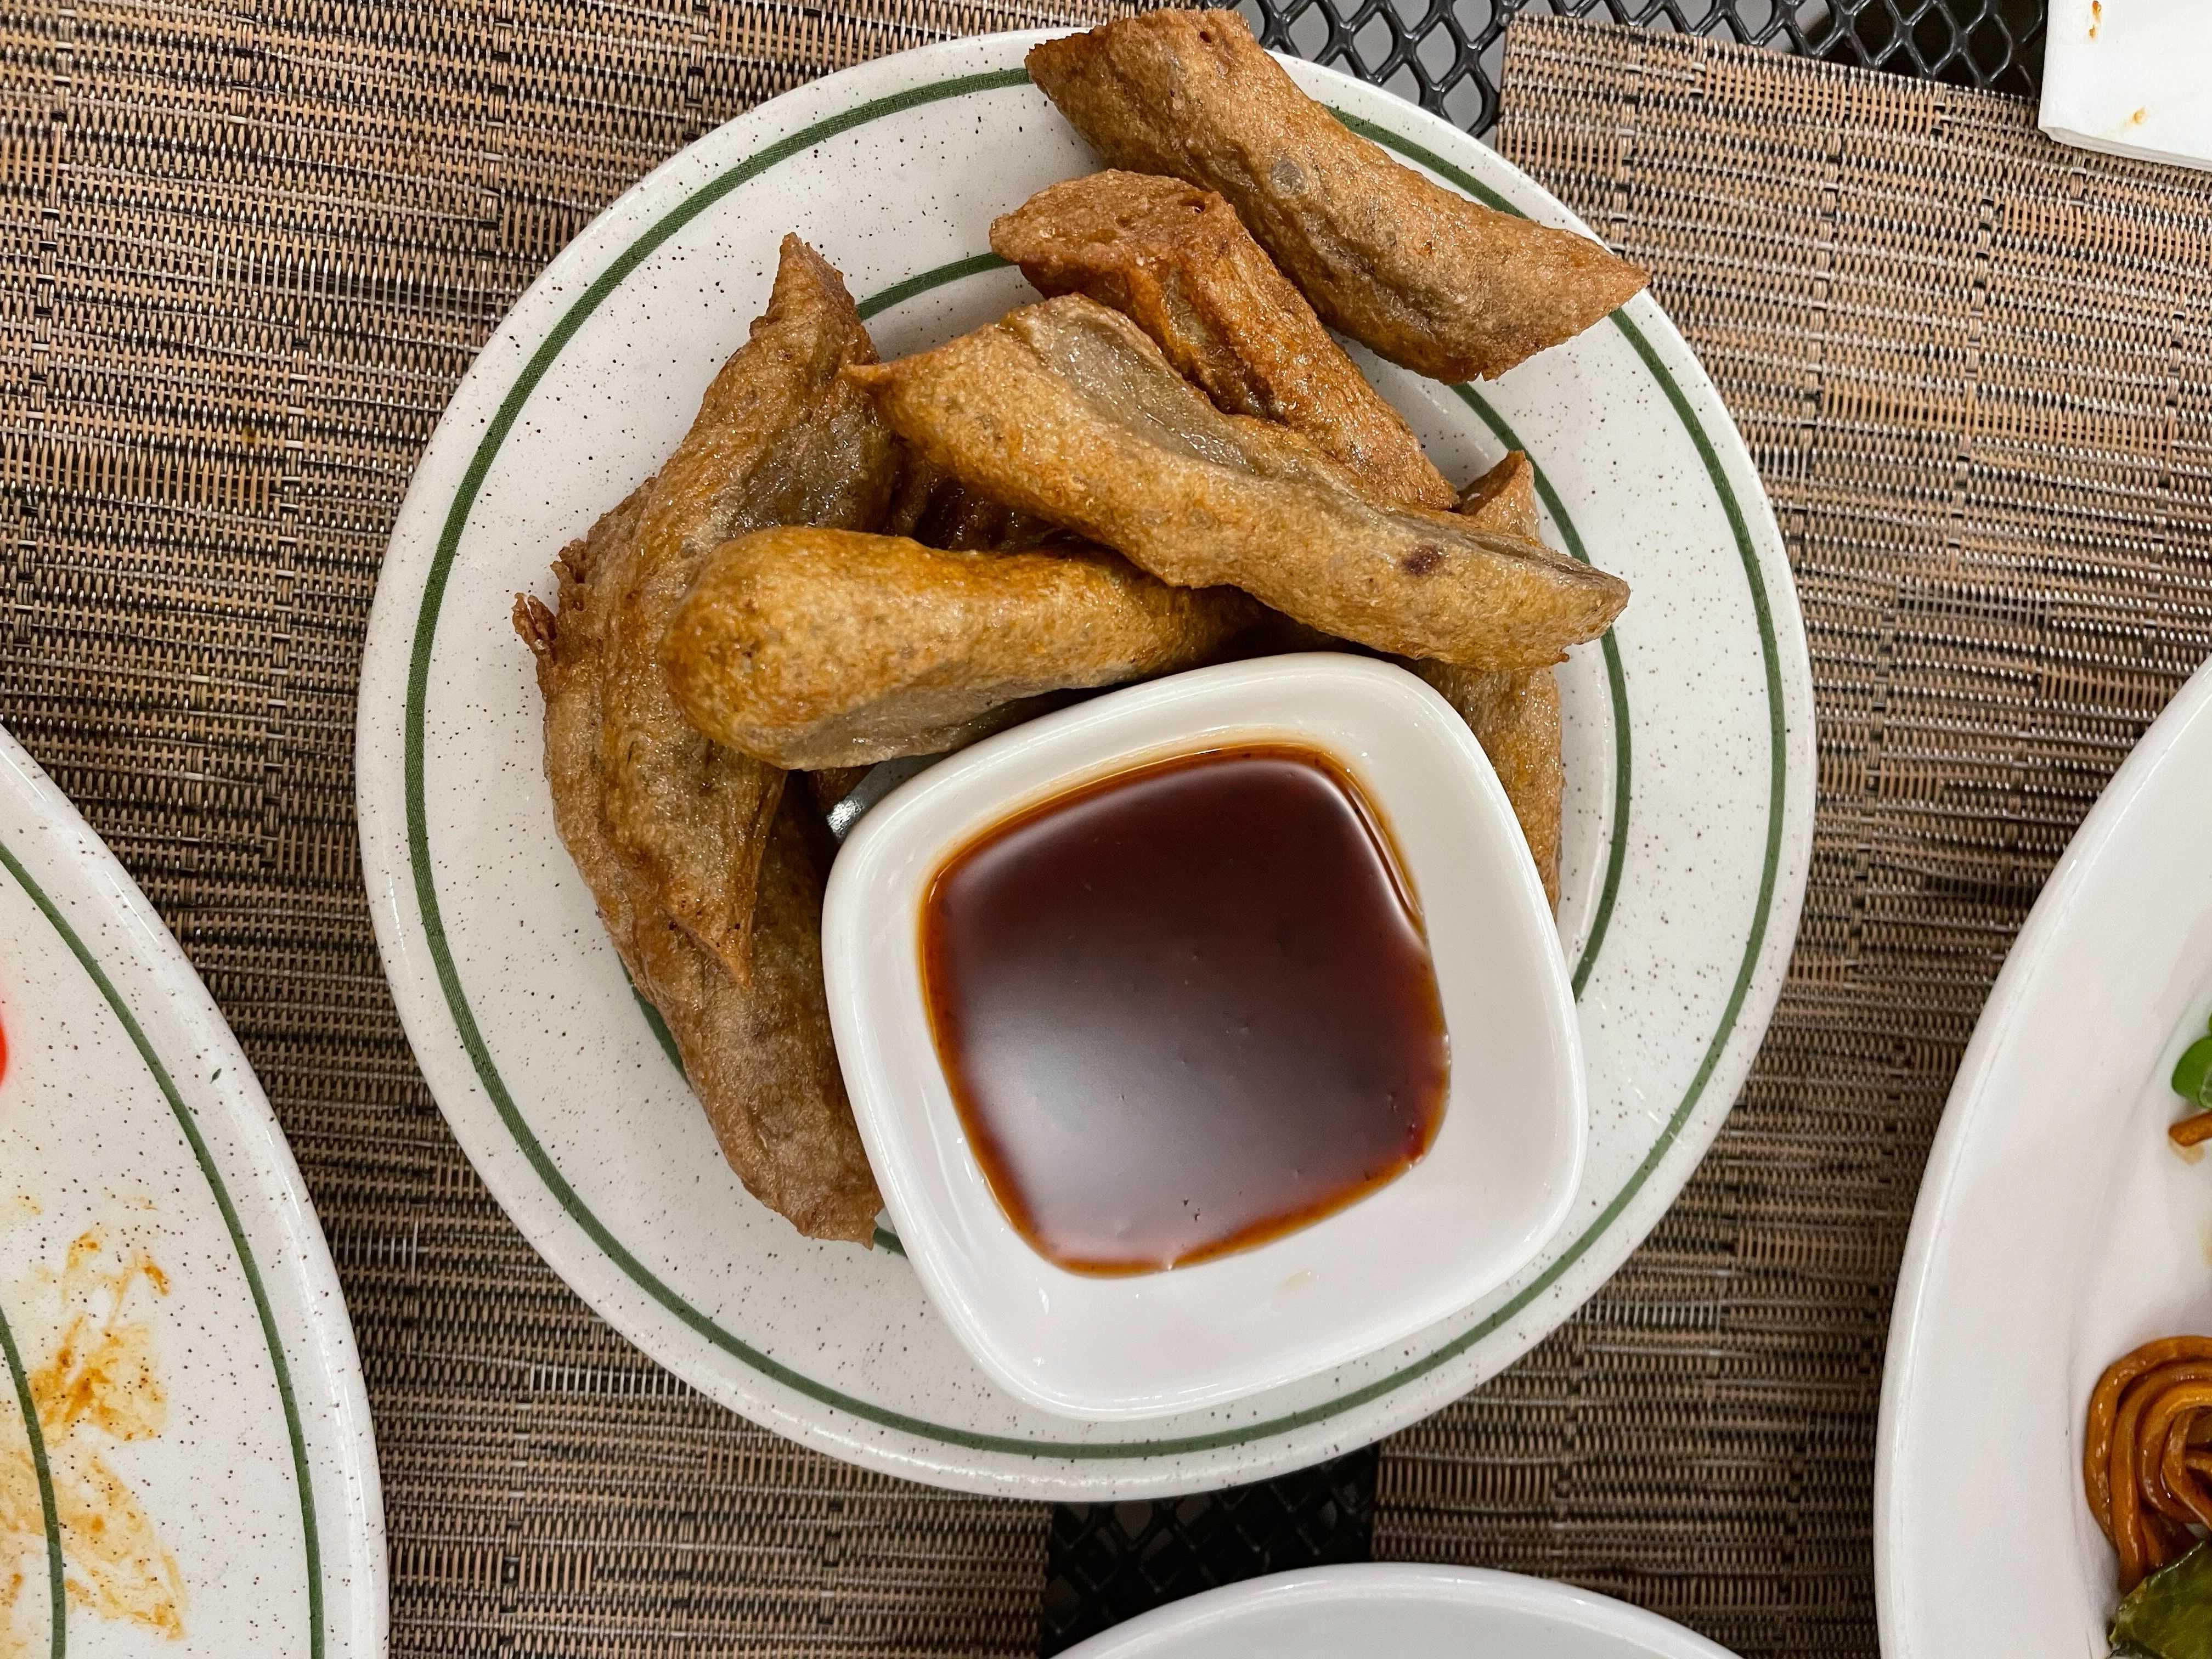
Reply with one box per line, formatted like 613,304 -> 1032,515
920,743 -> 1449,1276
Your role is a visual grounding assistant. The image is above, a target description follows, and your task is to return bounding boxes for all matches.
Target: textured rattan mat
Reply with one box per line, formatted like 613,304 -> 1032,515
2,3 -> 1132,1655
1371,18 -> 2212,1656
6,3 -> 2212,1654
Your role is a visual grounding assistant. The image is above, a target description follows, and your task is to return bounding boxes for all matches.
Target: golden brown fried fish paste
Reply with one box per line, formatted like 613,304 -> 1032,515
664,527 -> 1261,770
848,295 -> 1627,668
513,235 -> 889,1243
514,490 -> 655,966
515,567 -> 881,1242
995,177 -> 1565,889
809,451 -> 1046,810
1409,452 -> 1564,904
1026,11 -> 1647,383
628,790 -> 876,1243
1438,660 -> 1562,906
596,235 -> 898,984
991,171 -> 1454,511
881,452 -> 1062,552
786,453 -> 1074,785
1457,449 -> 1543,539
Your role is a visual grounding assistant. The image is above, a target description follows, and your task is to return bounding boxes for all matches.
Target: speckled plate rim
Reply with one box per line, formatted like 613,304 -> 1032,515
0,724 -> 388,1658
357,33 -> 1816,1498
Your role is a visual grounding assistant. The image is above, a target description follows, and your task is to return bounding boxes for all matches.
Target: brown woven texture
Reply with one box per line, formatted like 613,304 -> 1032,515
14,0 -> 2212,1651
1373,19 -> 2212,1656
0,1 -> 1149,1654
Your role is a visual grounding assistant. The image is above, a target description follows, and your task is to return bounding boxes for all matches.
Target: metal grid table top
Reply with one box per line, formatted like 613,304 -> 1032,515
1234,0 -> 2045,134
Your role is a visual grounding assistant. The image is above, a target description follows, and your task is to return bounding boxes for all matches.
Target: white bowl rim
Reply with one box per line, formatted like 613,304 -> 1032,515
1874,655 -> 2212,1657
823,654 -> 1587,1420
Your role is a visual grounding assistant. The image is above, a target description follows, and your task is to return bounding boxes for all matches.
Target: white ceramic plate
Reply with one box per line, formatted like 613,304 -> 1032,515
1055,1563 -> 1742,1659
356,32 -> 1816,1498
0,725 -> 385,1657
1878,655 -> 2212,1657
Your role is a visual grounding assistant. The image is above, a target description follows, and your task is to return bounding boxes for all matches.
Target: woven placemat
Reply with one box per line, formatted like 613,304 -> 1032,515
3,3 -> 1137,1654
1372,18 -> 2212,1656
9,3 -> 2212,1655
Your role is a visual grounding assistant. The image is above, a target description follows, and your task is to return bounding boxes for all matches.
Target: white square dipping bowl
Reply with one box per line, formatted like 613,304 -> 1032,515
821,654 -> 1585,1421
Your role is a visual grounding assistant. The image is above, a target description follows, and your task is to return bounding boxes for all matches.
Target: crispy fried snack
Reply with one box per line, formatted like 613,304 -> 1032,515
1026,11 -> 1648,382
1457,449 -> 1543,539
1413,658 -> 1562,905
848,295 -> 1627,668
514,567 -> 880,1242
1410,452 -> 1564,902
665,527 -> 1260,769
991,171 -> 1454,510
515,489 -> 655,961
995,178 -> 1564,878
633,792 -> 874,1240
596,236 -> 897,984
512,236 -> 888,1242
793,454 -> 1063,797
882,453 -> 1062,552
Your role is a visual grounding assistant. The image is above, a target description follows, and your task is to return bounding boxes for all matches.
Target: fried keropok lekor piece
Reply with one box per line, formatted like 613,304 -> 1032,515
793,456 -> 1060,799
848,294 -> 1628,668
990,171 -> 1455,511
881,454 -> 1062,553
991,172 -> 1566,889
663,528 -> 1261,770
1412,648 -> 1563,906
512,236 -> 888,1243
595,235 -> 899,988
1456,448 -> 1543,540
993,180 -> 1568,884
1408,452 -> 1565,903
630,789 -> 870,1240
1025,10 -> 1649,383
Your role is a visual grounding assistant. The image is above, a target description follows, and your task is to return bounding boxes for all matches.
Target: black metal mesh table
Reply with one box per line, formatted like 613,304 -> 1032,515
1236,0 -> 2044,134
1045,1 -> 2050,1647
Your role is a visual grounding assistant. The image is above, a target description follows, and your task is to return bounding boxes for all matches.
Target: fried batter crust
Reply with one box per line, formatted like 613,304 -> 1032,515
664,527 -> 1260,769
993,179 -> 1565,885
598,235 -> 898,984
1457,449 -> 1544,540
991,171 -> 1454,510
1410,452 -> 1565,903
849,295 -> 1627,668
513,236 -> 887,1243
881,452 -> 1063,552
1026,11 -> 1648,382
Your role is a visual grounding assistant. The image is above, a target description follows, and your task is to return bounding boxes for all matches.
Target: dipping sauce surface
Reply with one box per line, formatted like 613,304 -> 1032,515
921,743 -> 1449,1276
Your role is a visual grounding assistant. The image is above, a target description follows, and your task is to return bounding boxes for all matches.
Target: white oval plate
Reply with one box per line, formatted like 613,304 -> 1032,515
0,725 -> 385,1657
1878,655 -> 2212,1656
355,32 -> 1816,1499
1057,1563 -> 1742,1659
